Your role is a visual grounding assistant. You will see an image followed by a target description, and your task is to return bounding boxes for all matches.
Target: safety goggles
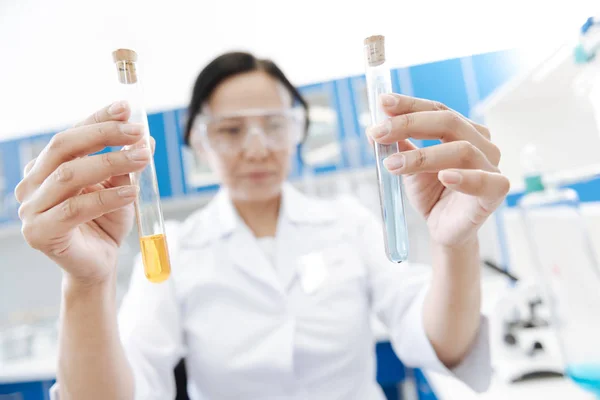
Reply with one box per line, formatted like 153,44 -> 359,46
191,108 -> 305,154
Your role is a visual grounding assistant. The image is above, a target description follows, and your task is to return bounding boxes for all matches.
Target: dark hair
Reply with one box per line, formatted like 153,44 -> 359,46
184,51 -> 309,146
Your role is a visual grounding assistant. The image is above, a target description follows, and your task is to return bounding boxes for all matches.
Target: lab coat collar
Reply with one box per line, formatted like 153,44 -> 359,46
281,182 -> 337,225
182,182 -> 336,247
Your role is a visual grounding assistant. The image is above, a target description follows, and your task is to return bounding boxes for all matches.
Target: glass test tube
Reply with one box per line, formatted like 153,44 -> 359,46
364,36 -> 409,263
112,49 -> 171,283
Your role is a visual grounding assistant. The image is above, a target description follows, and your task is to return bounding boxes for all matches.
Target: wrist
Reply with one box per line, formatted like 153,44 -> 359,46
62,271 -> 115,303
431,237 -> 481,285
432,236 -> 479,257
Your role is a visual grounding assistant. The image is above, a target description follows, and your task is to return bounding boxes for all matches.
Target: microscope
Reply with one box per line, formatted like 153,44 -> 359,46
484,260 -> 565,384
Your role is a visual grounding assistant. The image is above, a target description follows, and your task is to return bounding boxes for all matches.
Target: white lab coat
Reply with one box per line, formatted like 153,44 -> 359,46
52,182 -> 491,400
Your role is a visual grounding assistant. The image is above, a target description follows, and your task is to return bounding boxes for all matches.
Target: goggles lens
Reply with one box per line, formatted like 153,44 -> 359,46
192,108 -> 304,153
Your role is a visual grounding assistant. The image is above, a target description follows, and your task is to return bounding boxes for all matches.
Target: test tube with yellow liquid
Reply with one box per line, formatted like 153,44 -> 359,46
112,49 -> 171,283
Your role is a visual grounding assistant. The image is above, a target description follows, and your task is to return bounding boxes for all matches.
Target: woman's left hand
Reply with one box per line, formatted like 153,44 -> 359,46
368,94 -> 510,249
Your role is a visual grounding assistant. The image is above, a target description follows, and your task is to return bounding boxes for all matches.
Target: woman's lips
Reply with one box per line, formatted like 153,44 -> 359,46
245,171 -> 275,180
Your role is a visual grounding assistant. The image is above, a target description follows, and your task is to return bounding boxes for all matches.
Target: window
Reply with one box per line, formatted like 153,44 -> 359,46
20,137 -> 50,178
181,145 -> 219,189
178,111 -> 219,190
0,150 -> 5,219
300,88 -> 342,169
351,78 -> 376,165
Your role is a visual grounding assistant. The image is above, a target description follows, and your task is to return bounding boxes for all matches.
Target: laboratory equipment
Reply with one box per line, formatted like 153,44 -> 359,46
492,280 -> 564,383
518,145 -> 600,396
363,35 -> 409,263
485,260 -> 564,384
112,49 -> 171,283
575,17 -> 600,64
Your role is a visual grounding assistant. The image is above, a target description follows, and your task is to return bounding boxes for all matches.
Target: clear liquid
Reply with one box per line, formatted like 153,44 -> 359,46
375,142 -> 409,262
365,61 -> 409,263
566,364 -> 600,396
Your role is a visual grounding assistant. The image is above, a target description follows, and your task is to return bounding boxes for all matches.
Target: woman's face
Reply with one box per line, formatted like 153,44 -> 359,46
197,71 -> 297,202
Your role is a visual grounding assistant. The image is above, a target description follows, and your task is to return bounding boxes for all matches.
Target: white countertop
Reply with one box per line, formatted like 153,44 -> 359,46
423,276 -> 597,400
427,371 -> 597,400
0,352 -> 57,384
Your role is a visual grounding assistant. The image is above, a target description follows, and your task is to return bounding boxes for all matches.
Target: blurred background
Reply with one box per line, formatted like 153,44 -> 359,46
2,1 -> 600,399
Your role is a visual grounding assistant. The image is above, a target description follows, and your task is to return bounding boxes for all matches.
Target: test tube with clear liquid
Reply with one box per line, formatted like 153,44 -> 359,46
112,49 -> 171,283
364,35 -> 409,263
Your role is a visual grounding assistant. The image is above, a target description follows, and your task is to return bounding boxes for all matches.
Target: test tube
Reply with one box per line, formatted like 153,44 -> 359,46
112,49 -> 171,283
363,35 -> 409,263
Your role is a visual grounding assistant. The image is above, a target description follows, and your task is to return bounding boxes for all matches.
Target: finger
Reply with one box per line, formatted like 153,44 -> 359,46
383,141 -> 496,175
380,93 -> 491,139
438,169 -> 510,205
34,185 -> 139,245
29,122 -> 144,181
24,158 -> 37,177
364,128 -> 417,151
24,146 -> 151,214
80,182 -> 108,195
15,122 -> 145,204
73,101 -> 130,128
119,135 -> 156,154
397,139 -> 417,152
90,137 -> 156,191
367,110 -> 500,165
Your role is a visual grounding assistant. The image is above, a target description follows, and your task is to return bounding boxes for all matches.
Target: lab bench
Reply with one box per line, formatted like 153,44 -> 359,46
427,372 -> 597,400
3,275 -> 594,400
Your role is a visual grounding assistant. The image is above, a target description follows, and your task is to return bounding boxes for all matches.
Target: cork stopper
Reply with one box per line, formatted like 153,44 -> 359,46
364,35 -> 386,67
112,48 -> 138,84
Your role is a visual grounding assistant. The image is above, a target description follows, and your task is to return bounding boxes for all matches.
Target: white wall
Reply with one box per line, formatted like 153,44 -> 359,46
502,205 -> 600,282
485,95 -> 600,190
0,0 -> 597,140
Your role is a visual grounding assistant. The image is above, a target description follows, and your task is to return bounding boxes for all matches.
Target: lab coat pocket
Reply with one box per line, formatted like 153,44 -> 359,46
297,242 -> 370,337
299,242 -> 367,297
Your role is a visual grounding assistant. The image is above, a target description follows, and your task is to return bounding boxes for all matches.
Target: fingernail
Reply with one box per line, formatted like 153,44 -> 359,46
120,123 -> 143,136
381,94 -> 398,107
439,170 -> 462,184
108,101 -> 126,115
118,185 -> 139,197
127,148 -> 150,161
384,155 -> 404,171
368,119 -> 391,139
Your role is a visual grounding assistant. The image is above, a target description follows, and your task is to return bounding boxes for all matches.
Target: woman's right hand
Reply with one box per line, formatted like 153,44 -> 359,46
15,101 -> 151,285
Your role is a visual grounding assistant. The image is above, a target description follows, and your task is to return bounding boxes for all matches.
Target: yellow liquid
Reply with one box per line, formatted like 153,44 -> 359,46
139,234 -> 171,283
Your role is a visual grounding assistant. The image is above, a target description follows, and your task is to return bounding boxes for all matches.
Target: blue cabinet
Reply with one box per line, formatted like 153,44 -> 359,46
349,66 -> 423,166
0,380 -> 55,400
348,75 -> 375,166
472,49 -> 522,101
147,112 -> 176,199
0,134 -> 52,224
0,141 -> 19,223
173,108 -> 220,195
409,58 -> 470,148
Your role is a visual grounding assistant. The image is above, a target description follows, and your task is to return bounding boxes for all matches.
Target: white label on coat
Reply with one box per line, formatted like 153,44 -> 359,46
297,251 -> 329,294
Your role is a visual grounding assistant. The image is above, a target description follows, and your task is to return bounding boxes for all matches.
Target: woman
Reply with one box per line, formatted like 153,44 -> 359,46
16,52 -> 509,400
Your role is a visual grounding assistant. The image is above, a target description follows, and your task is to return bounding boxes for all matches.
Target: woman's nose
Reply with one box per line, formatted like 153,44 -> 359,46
242,128 -> 269,158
